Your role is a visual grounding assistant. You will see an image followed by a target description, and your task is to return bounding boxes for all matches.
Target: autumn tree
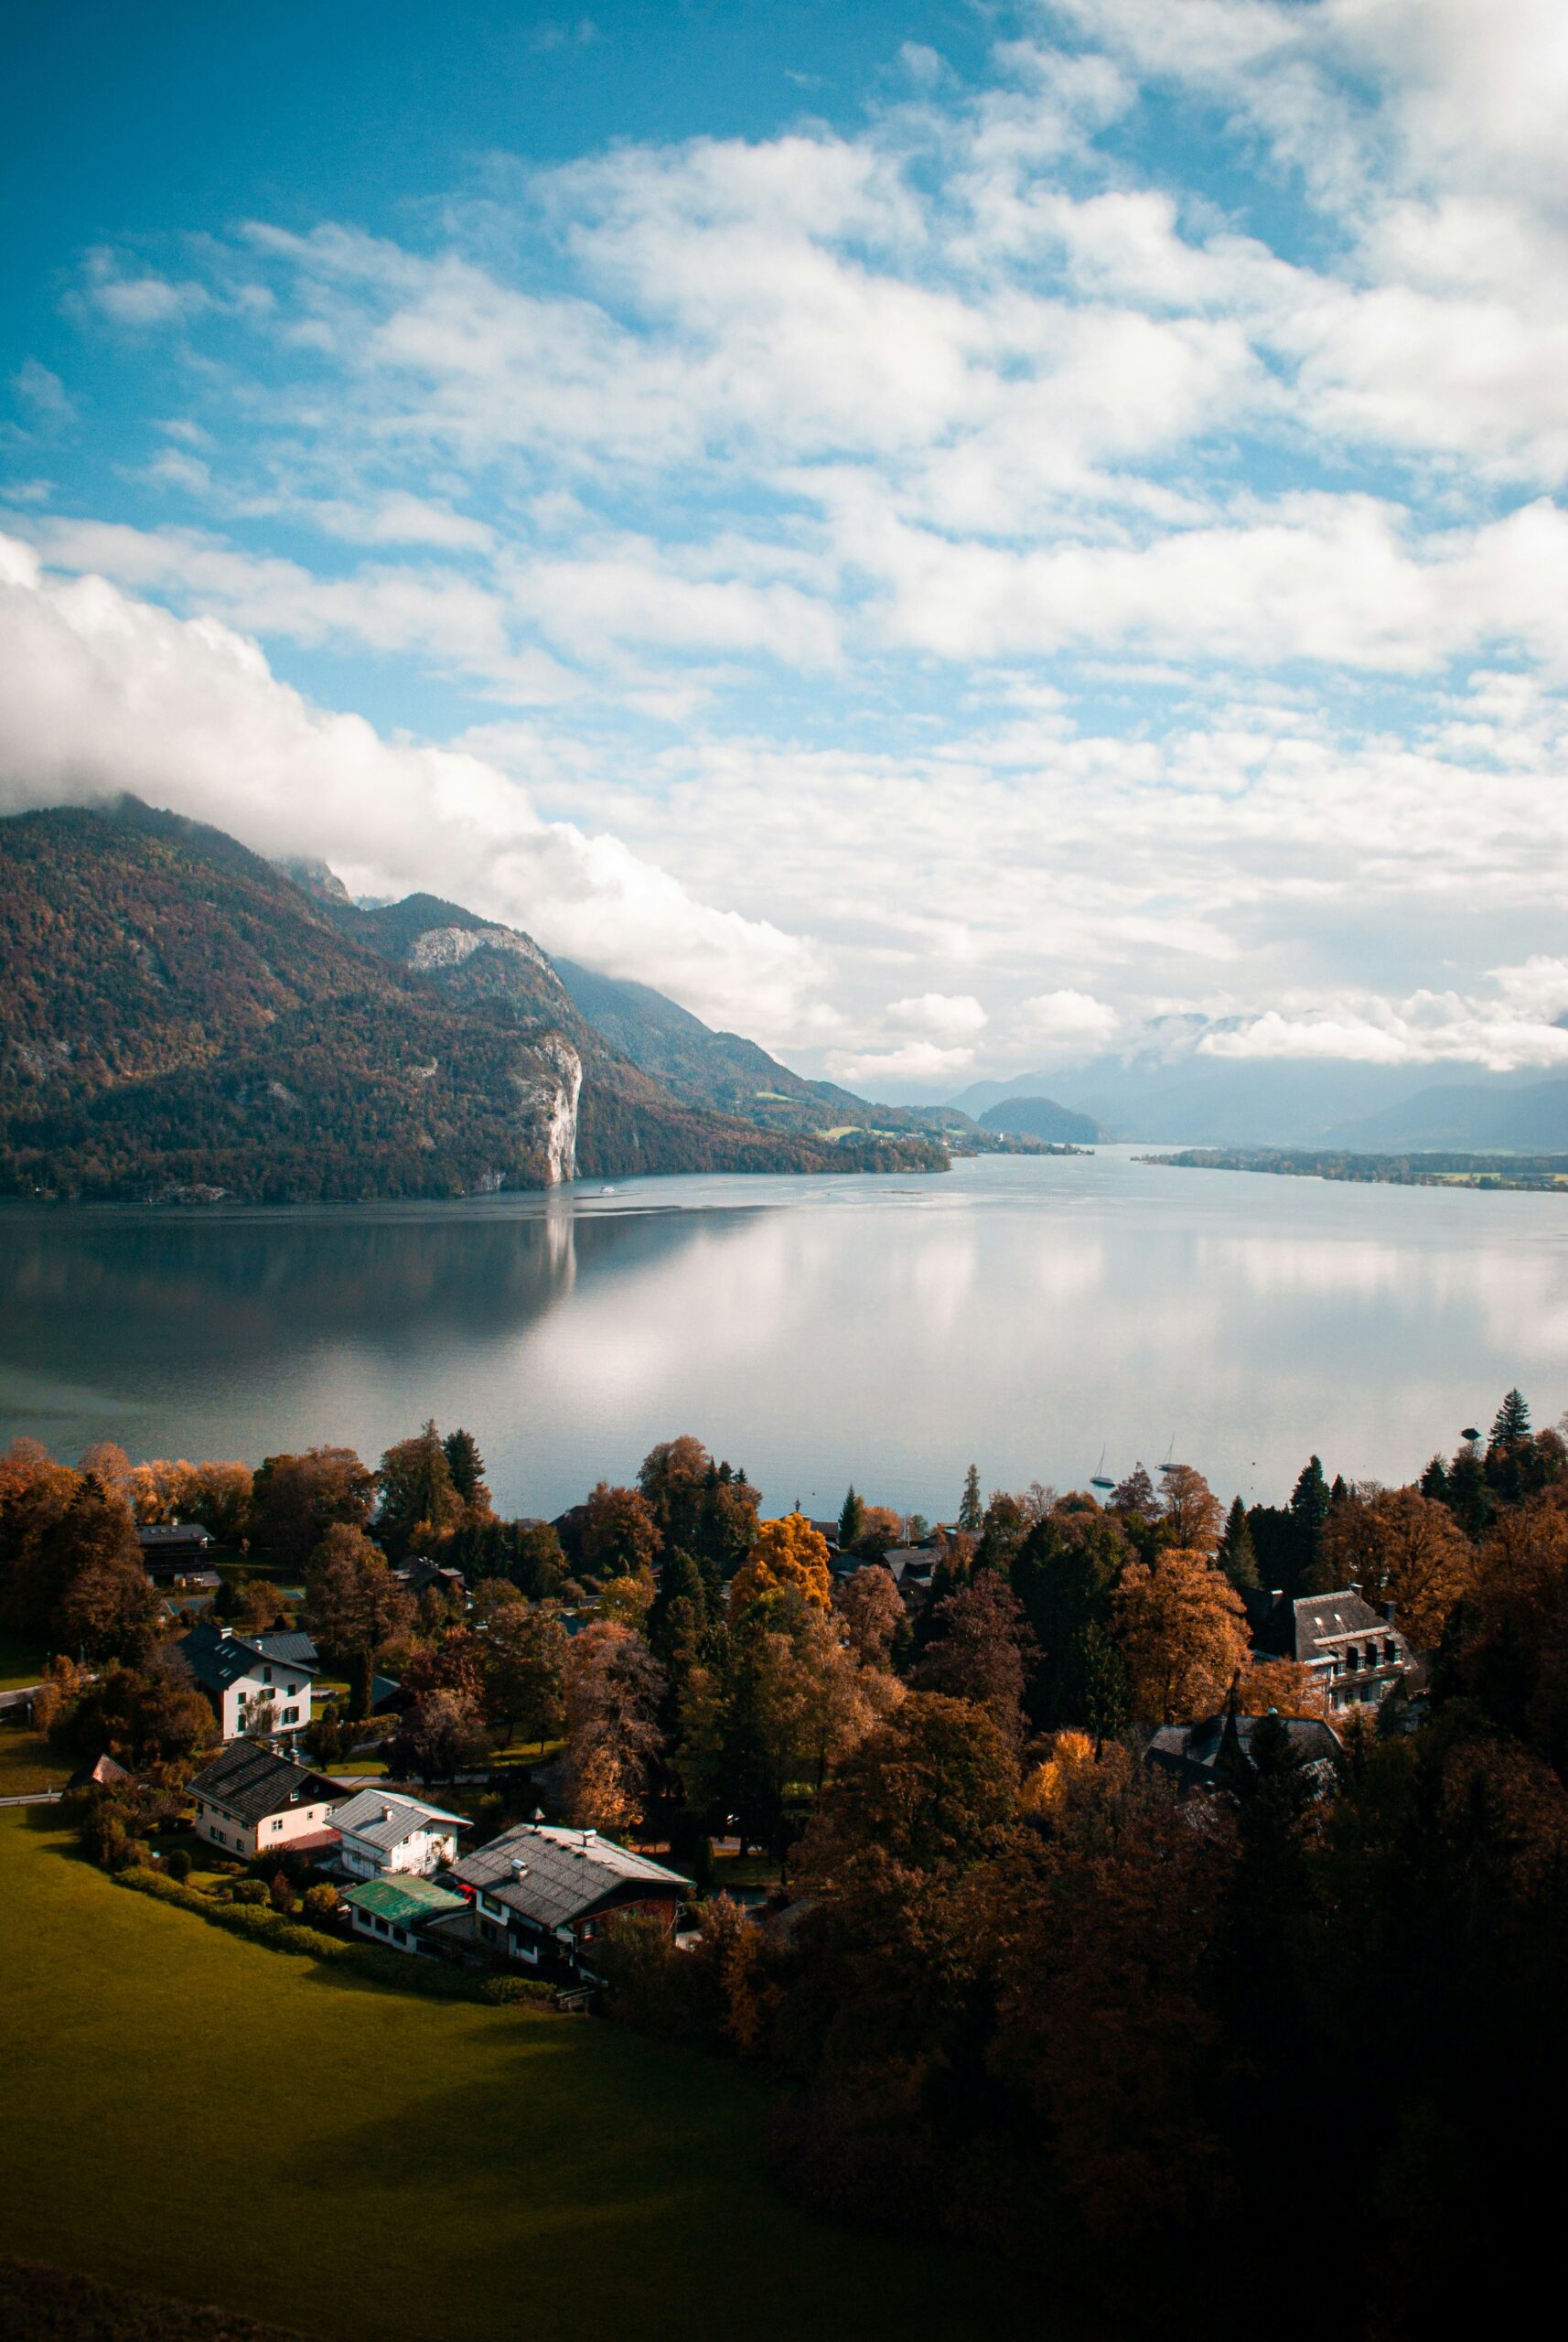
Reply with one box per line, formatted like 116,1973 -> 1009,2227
303,1523 -> 413,1662
77,1442 -> 134,1504
559,1620 -> 666,1832
1318,1485 -> 1474,1645
1112,1548 -> 1251,1723
580,1482 -> 660,1583
60,1653 -> 216,1767
251,1446 -> 375,1571
798,1692 -> 1018,1878
730,1513 -> 832,1615
1109,1463 -> 1160,1522
849,1504 -> 904,1561
378,1420 -> 464,1558
1159,1463 -> 1224,1557
391,1686 -> 490,1782
475,1588 -> 567,1748
910,1573 -> 1031,1747
834,1563 -> 906,1669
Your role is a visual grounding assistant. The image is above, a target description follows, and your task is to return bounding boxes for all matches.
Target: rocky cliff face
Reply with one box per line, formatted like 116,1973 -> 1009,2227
513,1033 -> 582,1185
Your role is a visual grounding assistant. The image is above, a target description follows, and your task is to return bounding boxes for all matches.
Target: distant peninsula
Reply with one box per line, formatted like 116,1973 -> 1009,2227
1144,1146 -> 1568,1192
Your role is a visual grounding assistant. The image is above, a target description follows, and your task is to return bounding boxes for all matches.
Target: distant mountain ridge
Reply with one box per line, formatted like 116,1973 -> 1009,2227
977,1095 -> 1104,1144
0,800 -> 945,1201
949,1052 -> 1568,1149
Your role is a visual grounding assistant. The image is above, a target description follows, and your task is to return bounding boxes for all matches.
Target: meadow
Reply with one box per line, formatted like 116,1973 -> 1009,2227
0,1810 -> 1047,2342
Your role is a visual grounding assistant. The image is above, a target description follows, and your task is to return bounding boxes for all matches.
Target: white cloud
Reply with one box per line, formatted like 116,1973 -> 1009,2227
12,360 -> 74,423
1015,989 -> 1121,1052
828,1040 -> 979,1087
0,532 -> 825,1038
886,993 -> 989,1038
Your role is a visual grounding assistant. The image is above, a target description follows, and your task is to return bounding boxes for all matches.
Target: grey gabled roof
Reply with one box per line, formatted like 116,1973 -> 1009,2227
249,1630 -> 320,1669
451,1824 -> 689,1933
188,1743 -> 343,1826
137,1522 -> 213,1546
177,1622 -> 317,1697
1253,1589 -> 1400,1662
330,1789 -> 468,1850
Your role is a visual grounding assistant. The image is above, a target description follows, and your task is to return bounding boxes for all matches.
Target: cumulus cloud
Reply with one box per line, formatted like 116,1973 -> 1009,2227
0,532 -> 824,1037
1015,989 -> 1121,1053
886,993 -> 989,1038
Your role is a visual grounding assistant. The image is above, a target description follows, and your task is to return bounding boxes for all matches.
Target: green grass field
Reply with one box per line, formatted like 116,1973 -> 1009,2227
0,1811 -> 1052,2342
0,1725 -> 67,1799
0,1631 -> 47,1693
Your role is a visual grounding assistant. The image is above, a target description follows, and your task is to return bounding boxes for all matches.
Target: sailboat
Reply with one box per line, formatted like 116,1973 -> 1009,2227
1090,1445 -> 1114,1491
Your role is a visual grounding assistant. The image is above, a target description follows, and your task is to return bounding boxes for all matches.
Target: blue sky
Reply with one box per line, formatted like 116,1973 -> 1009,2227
4,0 -> 1568,1094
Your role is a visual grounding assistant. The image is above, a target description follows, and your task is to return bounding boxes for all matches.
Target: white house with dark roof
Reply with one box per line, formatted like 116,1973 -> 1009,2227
1250,1589 -> 1414,1713
450,1821 -> 689,1980
329,1788 -> 468,1882
188,1743 -> 343,1862
176,1620 -> 315,1744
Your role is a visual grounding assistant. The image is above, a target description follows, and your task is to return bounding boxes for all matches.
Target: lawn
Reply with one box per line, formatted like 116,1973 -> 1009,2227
0,1726 -> 68,1799
0,1630 -> 47,1693
0,1811 -> 1055,2342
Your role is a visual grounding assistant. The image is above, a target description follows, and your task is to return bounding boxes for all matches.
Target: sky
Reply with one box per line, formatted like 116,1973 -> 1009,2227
3,0 -> 1568,1098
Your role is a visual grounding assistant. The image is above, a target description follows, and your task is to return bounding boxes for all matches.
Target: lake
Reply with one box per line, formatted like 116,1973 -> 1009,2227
2,1150 -> 1564,1520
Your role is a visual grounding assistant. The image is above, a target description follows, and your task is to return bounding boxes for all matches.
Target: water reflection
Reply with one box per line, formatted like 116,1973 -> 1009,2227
1,1155 -> 1564,1516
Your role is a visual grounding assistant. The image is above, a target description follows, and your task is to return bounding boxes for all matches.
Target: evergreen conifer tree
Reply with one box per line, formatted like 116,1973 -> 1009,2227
839,1484 -> 866,1549
958,1465 -> 983,1535
1289,1456 -> 1331,1586
1219,1494 -> 1260,1589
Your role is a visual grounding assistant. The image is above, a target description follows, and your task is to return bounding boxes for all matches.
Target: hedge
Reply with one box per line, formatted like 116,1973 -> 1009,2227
110,1869 -> 557,2009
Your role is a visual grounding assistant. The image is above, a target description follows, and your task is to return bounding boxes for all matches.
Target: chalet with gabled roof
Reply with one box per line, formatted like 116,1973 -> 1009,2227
188,1743 -> 344,1862
176,1619 -> 315,1744
450,1821 -> 689,1981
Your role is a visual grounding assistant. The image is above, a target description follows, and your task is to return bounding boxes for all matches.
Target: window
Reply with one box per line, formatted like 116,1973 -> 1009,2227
281,1707 -> 298,1724
374,1916 -> 391,1934
286,1682 -> 298,1697
270,1818 -> 284,1833
1383,1639 -> 1398,1665
1345,1645 -> 1360,1671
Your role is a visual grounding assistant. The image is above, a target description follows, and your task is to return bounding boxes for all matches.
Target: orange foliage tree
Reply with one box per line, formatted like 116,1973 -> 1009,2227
730,1513 -> 832,1615
1112,1547 -> 1251,1723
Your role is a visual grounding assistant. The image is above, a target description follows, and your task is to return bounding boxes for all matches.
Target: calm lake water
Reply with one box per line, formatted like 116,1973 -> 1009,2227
1,1150 -> 1564,1520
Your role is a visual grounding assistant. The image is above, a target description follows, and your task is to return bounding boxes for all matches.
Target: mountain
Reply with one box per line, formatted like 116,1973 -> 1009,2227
0,800 -> 945,1201
553,957 -> 956,1140
1323,1077 -> 1568,1152
976,1095 -> 1104,1144
949,1053 -> 1556,1147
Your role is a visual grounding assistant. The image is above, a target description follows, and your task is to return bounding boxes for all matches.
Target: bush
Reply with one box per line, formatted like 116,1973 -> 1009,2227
107,1868 -> 561,2008
268,1872 -> 299,1916
163,1847 -> 192,1882
302,1882 -> 339,1921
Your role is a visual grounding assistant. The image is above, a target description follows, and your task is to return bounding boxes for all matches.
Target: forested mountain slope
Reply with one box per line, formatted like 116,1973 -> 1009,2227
553,956 -> 961,1140
0,800 -> 943,1200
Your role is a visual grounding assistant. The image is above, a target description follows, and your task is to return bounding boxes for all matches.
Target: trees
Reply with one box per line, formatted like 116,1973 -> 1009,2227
729,1514 -> 832,1615
910,1574 -> 1030,1747
251,1446 -> 375,1571
1112,1548 -> 1251,1723
303,1523 -> 413,1661
839,1484 -> 868,1549
1289,1455 -> 1332,1586
58,1655 -> 215,1767
1218,1494 -> 1259,1590
478,1592 -> 567,1749
41,1477 -> 156,1660
1158,1463 -> 1224,1557
391,1687 -> 490,1782
1109,1463 -> 1159,1522
799,1692 -> 1018,1878
834,1563 -> 906,1669
559,1620 -> 666,1832
639,1436 -> 714,1552
957,1466 -> 983,1536
580,1482 -> 661,1582
1011,1504 -> 1130,1737
377,1421 -> 464,1559
1319,1485 -> 1474,1646
441,1426 -> 489,1511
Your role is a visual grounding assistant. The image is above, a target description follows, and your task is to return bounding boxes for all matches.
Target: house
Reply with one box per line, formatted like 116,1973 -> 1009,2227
394,1558 -> 467,1606
248,1629 -> 320,1670
1249,1588 -> 1414,1714
176,1619 -> 316,1744
137,1522 -> 216,1585
450,1821 -> 690,1980
328,1788 -> 468,1881
66,1752 -> 131,1793
1146,1706 -> 1343,1797
880,1548 -> 938,1597
188,1743 -> 343,1862
809,1520 -> 841,1553
341,1874 -> 467,1957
